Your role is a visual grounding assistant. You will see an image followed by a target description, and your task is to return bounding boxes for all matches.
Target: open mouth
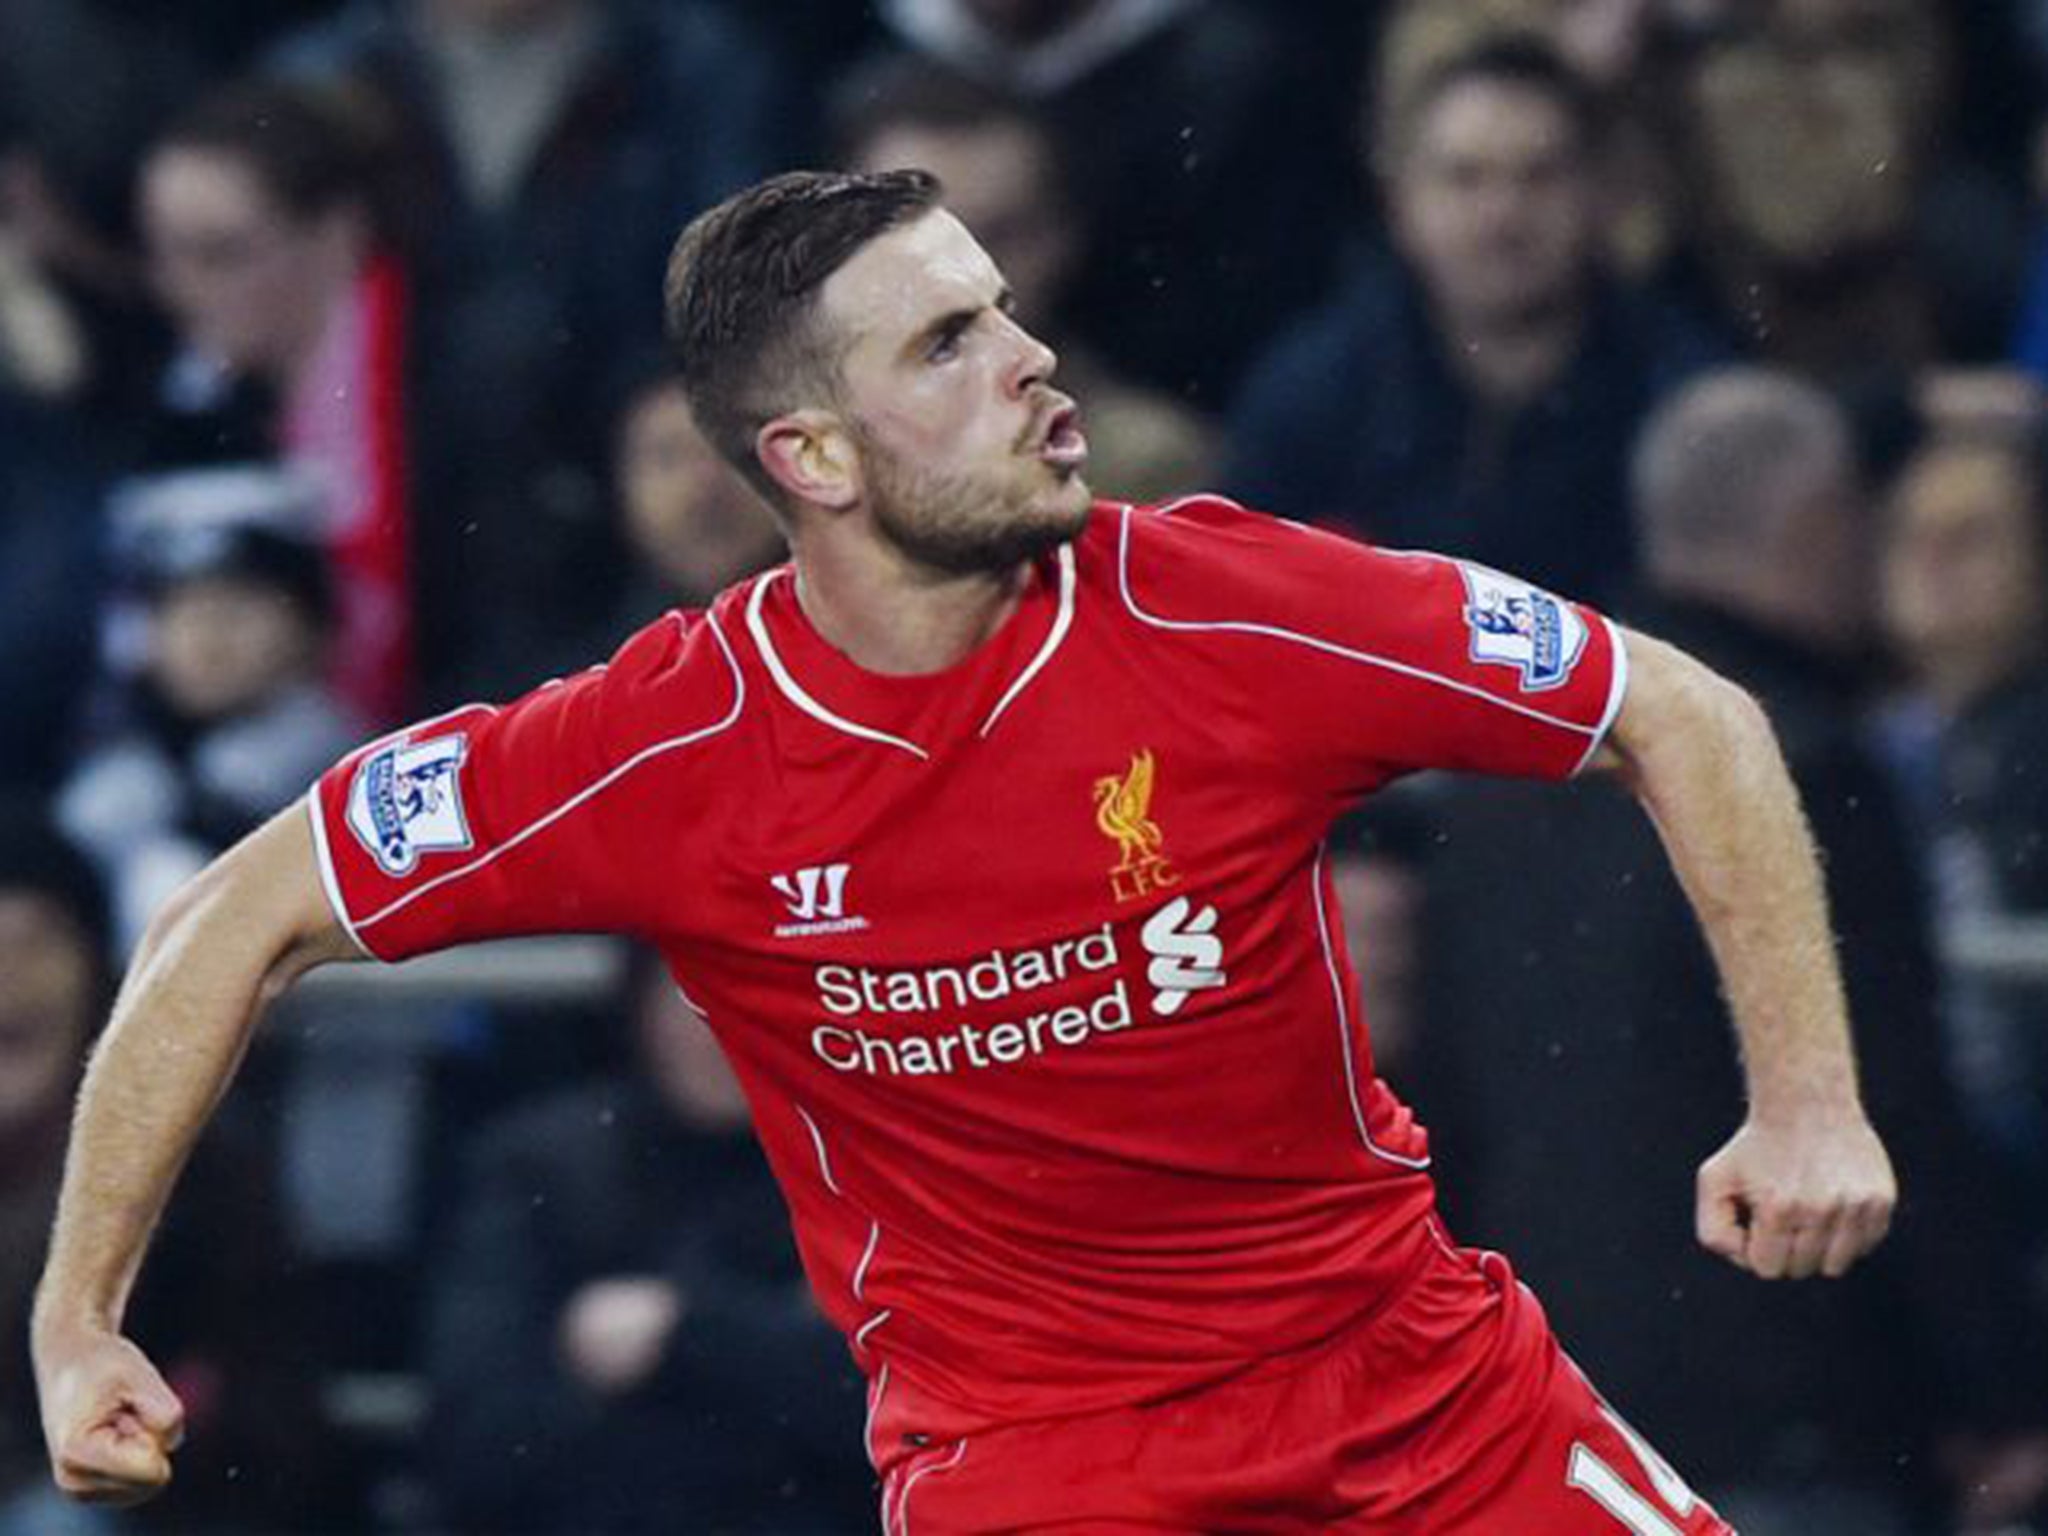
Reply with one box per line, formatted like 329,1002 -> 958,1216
1037,402 -> 1088,471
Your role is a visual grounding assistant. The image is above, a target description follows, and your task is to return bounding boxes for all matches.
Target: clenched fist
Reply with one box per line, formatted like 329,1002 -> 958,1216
33,1321 -> 186,1506
1696,1112 -> 1897,1280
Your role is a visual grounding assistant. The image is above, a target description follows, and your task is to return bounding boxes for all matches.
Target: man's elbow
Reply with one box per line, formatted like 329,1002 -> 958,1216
129,808 -> 355,989
1686,666 -> 1774,752
1606,632 -> 1779,787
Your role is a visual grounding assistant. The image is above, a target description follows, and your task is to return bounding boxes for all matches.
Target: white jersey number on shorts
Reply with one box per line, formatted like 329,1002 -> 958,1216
1567,1406 -> 1701,1535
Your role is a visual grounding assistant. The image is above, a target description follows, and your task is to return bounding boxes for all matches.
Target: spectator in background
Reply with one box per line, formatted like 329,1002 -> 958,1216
832,56 -> 1216,503
0,0 -> 246,430
273,0 -> 788,705
138,78 -> 413,725
0,804 -> 333,1534
1871,419 -> 2048,1268
0,811 -> 116,1536
1673,0 -> 2027,376
1227,36 -> 1724,608
57,479 -> 356,953
0,187 -> 88,408
546,367 -> 785,674
0,390 -> 102,795
1408,368 -> 2048,1532
1369,0 -> 1689,294
869,0 -> 1354,406
611,373 -> 782,610
425,961 -> 872,1534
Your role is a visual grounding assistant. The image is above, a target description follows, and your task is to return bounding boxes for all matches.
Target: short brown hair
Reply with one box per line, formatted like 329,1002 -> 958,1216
663,169 -> 943,504
1380,34 -> 1602,172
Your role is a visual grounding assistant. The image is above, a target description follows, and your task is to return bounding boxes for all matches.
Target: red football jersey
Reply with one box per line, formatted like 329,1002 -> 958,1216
309,496 -> 1626,1442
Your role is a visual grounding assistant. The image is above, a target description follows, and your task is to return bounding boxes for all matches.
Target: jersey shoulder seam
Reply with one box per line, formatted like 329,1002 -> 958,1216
1113,504 -> 1599,738
351,609 -> 750,935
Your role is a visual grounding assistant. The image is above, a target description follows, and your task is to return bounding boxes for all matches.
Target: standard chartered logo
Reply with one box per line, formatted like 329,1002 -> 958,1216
1140,896 -> 1226,1016
808,901 -> 1229,1078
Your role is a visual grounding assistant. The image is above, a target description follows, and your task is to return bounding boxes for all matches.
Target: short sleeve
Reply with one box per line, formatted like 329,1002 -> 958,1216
1118,499 -> 1627,795
306,612 -> 741,962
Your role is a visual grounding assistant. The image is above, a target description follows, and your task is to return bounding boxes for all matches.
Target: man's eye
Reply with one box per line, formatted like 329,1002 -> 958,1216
928,331 -> 962,362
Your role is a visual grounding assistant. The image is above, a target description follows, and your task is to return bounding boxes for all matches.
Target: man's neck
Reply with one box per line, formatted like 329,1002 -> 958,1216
790,531 -> 1031,676
1436,300 -> 1586,406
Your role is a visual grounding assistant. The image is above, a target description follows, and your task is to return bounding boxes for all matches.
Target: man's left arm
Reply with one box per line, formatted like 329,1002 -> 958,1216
1584,627 -> 1897,1280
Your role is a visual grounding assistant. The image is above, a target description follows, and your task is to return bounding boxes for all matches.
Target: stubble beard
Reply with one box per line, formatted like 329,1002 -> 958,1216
866,444 -> 1090,577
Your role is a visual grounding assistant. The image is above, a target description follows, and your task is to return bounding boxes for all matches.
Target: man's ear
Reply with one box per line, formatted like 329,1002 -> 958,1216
756,411 -> 860,512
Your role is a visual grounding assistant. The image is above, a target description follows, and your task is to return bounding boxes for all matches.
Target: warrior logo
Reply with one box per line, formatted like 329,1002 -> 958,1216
1094,749 -> 1180,902
772,863 -> 869,938
773,864 -> 851,922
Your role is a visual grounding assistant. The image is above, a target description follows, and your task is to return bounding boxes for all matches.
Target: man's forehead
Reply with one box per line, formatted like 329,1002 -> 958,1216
821,209 -> 1003,344
1416,79 -> 1575,147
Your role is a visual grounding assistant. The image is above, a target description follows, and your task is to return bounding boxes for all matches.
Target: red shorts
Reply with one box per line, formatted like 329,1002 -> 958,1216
871,1229 -> 1734,1534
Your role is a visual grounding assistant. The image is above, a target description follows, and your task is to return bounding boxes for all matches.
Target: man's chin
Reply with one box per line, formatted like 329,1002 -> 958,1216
1019,479 -> 1093,559
1045,470 -> 1093,525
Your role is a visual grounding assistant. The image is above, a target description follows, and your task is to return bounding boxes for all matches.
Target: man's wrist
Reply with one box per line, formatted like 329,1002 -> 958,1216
1746,1081 -> 1867,1132
32,1278 -> 122,1346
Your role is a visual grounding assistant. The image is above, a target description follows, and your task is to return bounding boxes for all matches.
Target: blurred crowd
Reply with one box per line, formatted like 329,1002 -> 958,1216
4,0 -> 2048,1531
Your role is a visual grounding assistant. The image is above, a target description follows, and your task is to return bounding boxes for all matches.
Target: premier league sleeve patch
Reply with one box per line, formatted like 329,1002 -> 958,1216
1457,563 -> 1589,692
346,733 -> 473,876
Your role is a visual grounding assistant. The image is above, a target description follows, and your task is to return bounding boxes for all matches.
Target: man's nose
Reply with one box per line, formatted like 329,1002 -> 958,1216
1000,312 -> 1058,394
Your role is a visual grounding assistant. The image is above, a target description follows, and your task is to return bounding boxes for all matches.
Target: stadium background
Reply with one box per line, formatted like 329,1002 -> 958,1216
1,1 -> 2046,1531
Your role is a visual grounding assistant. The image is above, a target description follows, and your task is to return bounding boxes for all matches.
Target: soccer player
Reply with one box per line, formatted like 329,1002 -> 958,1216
34,170 -> 1896,1533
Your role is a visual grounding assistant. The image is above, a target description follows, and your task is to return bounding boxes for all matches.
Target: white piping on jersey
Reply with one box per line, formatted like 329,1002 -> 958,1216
746,572 -> 930,760
1311,842 -> 1432,1172
1114,503 -> 1603,740
352,611 -> 746,935
852,1218 -> 882,1300
796,1102 -> 898,1363
304,793 -> 370,958
794,1104 -> 845,1196
895,1440 -> 969,1536
976,543 -> 1076,737
677,994 -> 911,1373
1425,1214 -> 1467,1268
1572,613 -> 1632,777
1147,491 -> 1248,519
867,1362 -> 892,1482
744,547 -> 1077,754
364,699 -> 503,753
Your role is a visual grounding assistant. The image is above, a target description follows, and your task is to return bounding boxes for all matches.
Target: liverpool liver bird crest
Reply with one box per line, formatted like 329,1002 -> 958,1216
1094,750 -> 1179,899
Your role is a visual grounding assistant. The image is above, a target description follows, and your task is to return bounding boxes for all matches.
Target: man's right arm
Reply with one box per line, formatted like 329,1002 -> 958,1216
32,804 -> 359,1506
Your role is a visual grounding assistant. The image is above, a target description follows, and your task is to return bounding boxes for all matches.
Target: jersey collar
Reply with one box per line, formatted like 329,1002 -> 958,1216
743,542 -> 1077,759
